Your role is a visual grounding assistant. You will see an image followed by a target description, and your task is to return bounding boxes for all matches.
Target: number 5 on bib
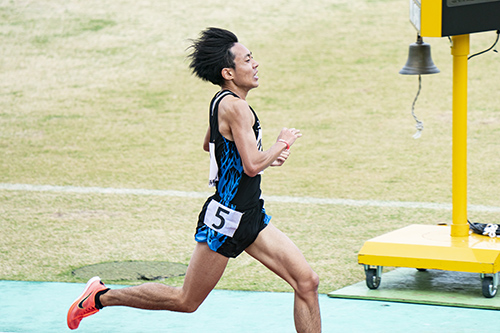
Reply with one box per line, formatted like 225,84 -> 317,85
204,200 -> 243,237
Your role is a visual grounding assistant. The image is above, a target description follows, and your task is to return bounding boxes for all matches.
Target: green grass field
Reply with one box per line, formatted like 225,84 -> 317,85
1,0 -> 500,295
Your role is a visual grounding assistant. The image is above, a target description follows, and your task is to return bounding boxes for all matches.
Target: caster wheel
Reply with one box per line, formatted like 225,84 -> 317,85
366,268 -> 381,290
482,276 -> 497,298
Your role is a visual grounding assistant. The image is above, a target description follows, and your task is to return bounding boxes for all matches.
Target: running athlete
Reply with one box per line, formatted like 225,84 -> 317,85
67,27 -> 321,333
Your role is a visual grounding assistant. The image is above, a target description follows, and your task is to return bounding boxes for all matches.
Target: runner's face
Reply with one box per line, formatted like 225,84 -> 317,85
229,43 -> 259,90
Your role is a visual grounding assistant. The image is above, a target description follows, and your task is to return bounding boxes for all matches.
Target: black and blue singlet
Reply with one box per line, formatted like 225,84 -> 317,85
195,90 -> 271,258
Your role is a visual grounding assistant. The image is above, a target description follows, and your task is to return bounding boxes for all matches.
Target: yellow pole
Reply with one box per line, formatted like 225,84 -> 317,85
450,34 -> 470,237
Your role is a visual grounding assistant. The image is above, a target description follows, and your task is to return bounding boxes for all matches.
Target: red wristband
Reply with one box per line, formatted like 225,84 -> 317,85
278,139 -> 290,150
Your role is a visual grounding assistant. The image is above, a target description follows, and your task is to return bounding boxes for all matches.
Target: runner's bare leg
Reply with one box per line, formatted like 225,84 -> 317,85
100,242 -> 229,312
245,223 -> 321,333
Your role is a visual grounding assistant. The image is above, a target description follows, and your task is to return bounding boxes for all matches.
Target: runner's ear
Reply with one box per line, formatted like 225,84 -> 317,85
221,68 -> 233,81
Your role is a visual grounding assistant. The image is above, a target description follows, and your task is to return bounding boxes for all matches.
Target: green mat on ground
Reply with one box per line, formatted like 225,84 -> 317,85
328,268 -> 500,310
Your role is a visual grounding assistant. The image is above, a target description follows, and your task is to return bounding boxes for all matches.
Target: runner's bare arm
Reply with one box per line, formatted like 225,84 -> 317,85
203,127 -> 210,152
270,149 -> 290,167
221,98 -> 301,177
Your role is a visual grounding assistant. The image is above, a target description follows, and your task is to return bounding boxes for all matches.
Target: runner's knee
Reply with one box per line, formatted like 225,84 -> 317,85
176,297 -> 204,313
295,270 -> 320,297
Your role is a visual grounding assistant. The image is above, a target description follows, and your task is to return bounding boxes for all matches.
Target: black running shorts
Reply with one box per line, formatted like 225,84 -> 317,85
195,196 -> 271,258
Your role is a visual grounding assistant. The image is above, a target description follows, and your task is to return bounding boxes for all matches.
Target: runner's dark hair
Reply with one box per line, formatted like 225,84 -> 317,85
187,27 -> 238,86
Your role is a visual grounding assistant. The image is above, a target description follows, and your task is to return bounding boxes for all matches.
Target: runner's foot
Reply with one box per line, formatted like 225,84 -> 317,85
67,276 -> 108,330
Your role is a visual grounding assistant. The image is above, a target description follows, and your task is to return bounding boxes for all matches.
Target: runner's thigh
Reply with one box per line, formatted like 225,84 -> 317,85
244,223 -> 313,289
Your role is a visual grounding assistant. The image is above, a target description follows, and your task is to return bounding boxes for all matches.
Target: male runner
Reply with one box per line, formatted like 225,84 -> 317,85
67,27 -> 321,332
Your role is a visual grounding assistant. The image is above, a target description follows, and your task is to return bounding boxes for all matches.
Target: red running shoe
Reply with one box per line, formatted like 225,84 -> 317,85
67,276 -> 107,330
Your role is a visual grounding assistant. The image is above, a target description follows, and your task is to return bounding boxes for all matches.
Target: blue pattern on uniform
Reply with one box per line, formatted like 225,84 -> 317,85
198,138 -> 243,250
217,138 -> 243,209
263,208 -> 271,225
195,225 -> 227,252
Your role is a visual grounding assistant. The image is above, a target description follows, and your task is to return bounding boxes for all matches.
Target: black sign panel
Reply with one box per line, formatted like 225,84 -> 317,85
442,0 -> 500,36
447,0 -> 500,7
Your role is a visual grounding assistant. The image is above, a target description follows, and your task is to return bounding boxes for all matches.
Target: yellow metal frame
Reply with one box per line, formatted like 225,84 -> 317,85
358,35 -> 500,275
451,34 -> 470,237
359,225 -> 500,274
420,0 -> 442,37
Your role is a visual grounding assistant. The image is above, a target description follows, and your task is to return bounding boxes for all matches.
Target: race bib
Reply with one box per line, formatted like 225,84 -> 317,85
208,142 -> 218,187
204,200 -> 243,237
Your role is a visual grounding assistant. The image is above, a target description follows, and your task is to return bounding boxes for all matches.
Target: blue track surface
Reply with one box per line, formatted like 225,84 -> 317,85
1,280 -> 498,332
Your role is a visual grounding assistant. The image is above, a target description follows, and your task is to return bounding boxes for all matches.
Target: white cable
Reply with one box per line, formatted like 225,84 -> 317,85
483,224 -> 498,238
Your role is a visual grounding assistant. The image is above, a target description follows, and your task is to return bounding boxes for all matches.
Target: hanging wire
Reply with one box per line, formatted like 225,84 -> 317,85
411,74 -> 424,139
468,30 -> 500,61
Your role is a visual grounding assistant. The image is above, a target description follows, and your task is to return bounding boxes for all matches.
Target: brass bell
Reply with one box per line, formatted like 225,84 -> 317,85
400,35 -> 440,75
